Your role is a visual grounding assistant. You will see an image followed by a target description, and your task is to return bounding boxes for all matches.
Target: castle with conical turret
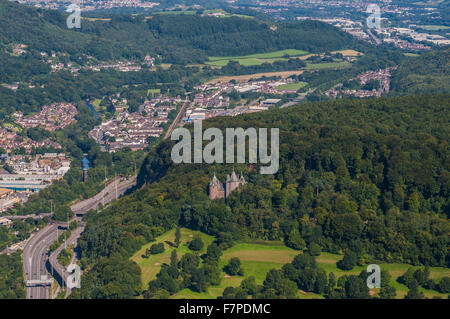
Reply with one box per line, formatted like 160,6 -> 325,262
209,171 -> 246,200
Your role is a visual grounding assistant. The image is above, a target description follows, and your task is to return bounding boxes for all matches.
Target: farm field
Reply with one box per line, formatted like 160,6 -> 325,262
205,49 -> 309,67
331,49 -> 362,57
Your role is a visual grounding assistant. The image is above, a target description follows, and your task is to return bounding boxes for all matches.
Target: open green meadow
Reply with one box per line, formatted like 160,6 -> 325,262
205,49 -> 309,67
316,252 -> 450,299
276,82 -> 307,90
418,25 -> 450,31
306,61 -> 351,70
173,241 -> 299,299
147,88 -> 161,95
132,229 -> 449,299
404,53 -> 421,57
131,228 -> 215,290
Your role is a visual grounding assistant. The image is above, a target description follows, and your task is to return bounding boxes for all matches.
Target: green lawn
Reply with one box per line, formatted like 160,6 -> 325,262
306,61 -> 351,70
206,49 -> 309,67
130,228 -> 215,290
276,82 -> 307,90
206,58 -> 289,67
316,252 -> 450,299
404,53 -> 420,57
147,88 -> 161,95
154,10 -> 197,15
172,241 -> 298,299
91,98 -> 101,108
418,25 -> 450,31
132,231 -> 449,299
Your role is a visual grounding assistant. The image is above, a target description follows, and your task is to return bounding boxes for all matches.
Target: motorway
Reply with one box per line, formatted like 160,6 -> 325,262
70,176 -> 136,213
23,224 -> 58,299
23,176 -> 136,299
2,213 -> 52,220
48,225 -> 85,298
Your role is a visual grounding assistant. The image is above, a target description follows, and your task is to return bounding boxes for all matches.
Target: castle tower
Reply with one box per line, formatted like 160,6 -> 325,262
226,170 -> 242,198
83,168 -> 88,182
209,173 -> 225,200
239,172 -> 246,186
210,171 -> 246,200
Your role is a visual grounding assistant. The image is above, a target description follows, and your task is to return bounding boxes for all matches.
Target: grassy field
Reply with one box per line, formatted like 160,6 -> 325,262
173,241 -> 299,299
316,252 -> 450,299
92,98 -> 101,108
418,25 -> 450,31
404,53 -> 421,57
206,49 -> 309,67
159,63 -> 172,70
206,58 -> 289,67
306,61 -> 352,70
147,88 -> 161,95
82,17 -> 112,22
130,228 -> 215,290
331,49 -> 362,57
276,82 -> 307,90
132,230 -> 449,299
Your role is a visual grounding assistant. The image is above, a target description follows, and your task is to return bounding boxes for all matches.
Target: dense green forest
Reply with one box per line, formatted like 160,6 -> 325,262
297,47 -> 405,93
0,0 -> 363,72
145,15 -> 364,59
0,252 -> 25,298
75,94 -> 449,298
390,47 -> 450,95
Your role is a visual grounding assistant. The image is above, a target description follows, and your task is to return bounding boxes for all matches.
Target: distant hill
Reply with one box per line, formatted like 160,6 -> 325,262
390,47 -> 450,95
146,15 -> 364,57
0,0 -> 365,69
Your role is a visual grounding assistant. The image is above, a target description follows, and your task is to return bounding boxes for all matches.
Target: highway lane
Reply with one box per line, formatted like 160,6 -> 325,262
23,224 -> 59,299
48,225 -> 85,298
2,213 -> 52,220
23,175 -> 137,299
71,176 -> 136,214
